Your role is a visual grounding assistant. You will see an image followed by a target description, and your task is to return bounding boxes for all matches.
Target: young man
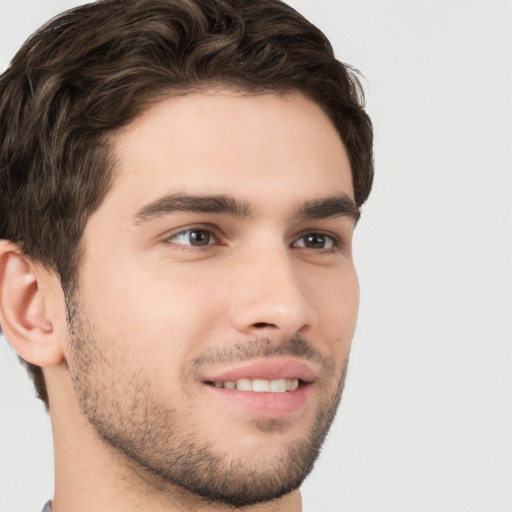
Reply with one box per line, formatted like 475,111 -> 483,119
0,0 -> 373,510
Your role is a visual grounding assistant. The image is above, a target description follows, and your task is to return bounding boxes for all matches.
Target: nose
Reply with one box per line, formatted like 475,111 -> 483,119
228,244 -> 318,339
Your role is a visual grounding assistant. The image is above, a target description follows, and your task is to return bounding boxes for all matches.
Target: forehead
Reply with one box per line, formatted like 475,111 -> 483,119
103,90 -> 353,218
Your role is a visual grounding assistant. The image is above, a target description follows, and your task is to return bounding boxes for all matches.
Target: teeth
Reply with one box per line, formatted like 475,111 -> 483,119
236,378 -> 252,391
212,378 -> 300,392
286,379 -> 299,391
252,379 -> 270,392
270,379 -> 286,392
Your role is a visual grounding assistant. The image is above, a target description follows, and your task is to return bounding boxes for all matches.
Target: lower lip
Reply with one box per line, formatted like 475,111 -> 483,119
204,383 -> 311,419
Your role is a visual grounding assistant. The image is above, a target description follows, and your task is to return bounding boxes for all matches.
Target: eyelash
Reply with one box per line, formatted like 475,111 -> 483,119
292,232 -> 341,252
165,226 -> 342,253
166,227 -> 219,248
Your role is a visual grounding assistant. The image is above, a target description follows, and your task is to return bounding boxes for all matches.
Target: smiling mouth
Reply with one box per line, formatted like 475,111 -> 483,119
206,378 -> 300,392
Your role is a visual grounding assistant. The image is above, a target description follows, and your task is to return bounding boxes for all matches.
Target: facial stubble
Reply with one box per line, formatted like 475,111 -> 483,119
65,293 -> 349,508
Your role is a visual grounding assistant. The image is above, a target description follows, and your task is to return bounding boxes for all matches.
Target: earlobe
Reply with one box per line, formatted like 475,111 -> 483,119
0,241 -> 64,367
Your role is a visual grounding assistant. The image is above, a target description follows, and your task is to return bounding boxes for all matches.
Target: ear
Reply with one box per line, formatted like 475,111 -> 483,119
0,240 -> 64,367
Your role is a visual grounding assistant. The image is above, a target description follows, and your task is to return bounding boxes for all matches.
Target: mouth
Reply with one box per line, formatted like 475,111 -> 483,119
201,359 -> 316,419
206,378 -> 300,392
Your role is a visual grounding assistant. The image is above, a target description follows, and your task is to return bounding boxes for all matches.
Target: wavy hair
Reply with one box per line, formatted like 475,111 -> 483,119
0,0 -> 373,406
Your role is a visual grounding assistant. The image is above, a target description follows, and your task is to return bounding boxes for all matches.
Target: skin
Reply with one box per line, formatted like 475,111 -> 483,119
0,90 -> 359,511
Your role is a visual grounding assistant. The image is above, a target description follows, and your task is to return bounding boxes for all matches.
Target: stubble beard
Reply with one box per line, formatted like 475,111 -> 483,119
65,293 -> 348,508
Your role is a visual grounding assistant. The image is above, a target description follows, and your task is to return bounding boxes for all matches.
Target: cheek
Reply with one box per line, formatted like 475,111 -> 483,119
80,262 -> 229,364
308,265 -> 359,352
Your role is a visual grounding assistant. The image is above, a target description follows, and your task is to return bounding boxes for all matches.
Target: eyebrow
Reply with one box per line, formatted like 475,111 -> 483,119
295,196 -> 360,224
133,192 -> 360,224
133,193 -> 252,223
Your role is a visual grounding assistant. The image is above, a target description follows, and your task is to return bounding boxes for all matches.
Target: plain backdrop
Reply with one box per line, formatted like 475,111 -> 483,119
0,1 -> 511,511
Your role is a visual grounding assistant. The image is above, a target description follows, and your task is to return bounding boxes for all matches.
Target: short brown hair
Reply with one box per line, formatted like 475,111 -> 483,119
0,0 -> 373,406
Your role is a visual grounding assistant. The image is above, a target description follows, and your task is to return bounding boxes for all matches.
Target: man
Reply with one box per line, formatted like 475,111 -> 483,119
0,0 -> 373,510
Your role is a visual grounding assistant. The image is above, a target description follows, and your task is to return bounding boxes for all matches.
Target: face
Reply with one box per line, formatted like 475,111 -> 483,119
66,91 -> 359,506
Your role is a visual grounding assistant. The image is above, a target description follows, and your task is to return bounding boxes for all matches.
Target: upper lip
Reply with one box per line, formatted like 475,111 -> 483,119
200,358 -> 318,383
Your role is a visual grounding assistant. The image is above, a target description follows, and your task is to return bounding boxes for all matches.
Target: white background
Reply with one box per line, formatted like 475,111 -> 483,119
0,1 -> 511,511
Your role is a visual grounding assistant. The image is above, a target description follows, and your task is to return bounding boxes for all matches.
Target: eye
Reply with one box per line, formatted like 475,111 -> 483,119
167,228 -> 216,247
293,233 -> 337,250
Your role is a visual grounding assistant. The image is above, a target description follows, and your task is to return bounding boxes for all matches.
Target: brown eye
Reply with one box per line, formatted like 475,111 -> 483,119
293,233 -> 335,249
168,229 -> 214,246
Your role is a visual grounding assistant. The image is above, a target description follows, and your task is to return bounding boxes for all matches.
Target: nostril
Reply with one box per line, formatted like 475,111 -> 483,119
253,322 -> 274,328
